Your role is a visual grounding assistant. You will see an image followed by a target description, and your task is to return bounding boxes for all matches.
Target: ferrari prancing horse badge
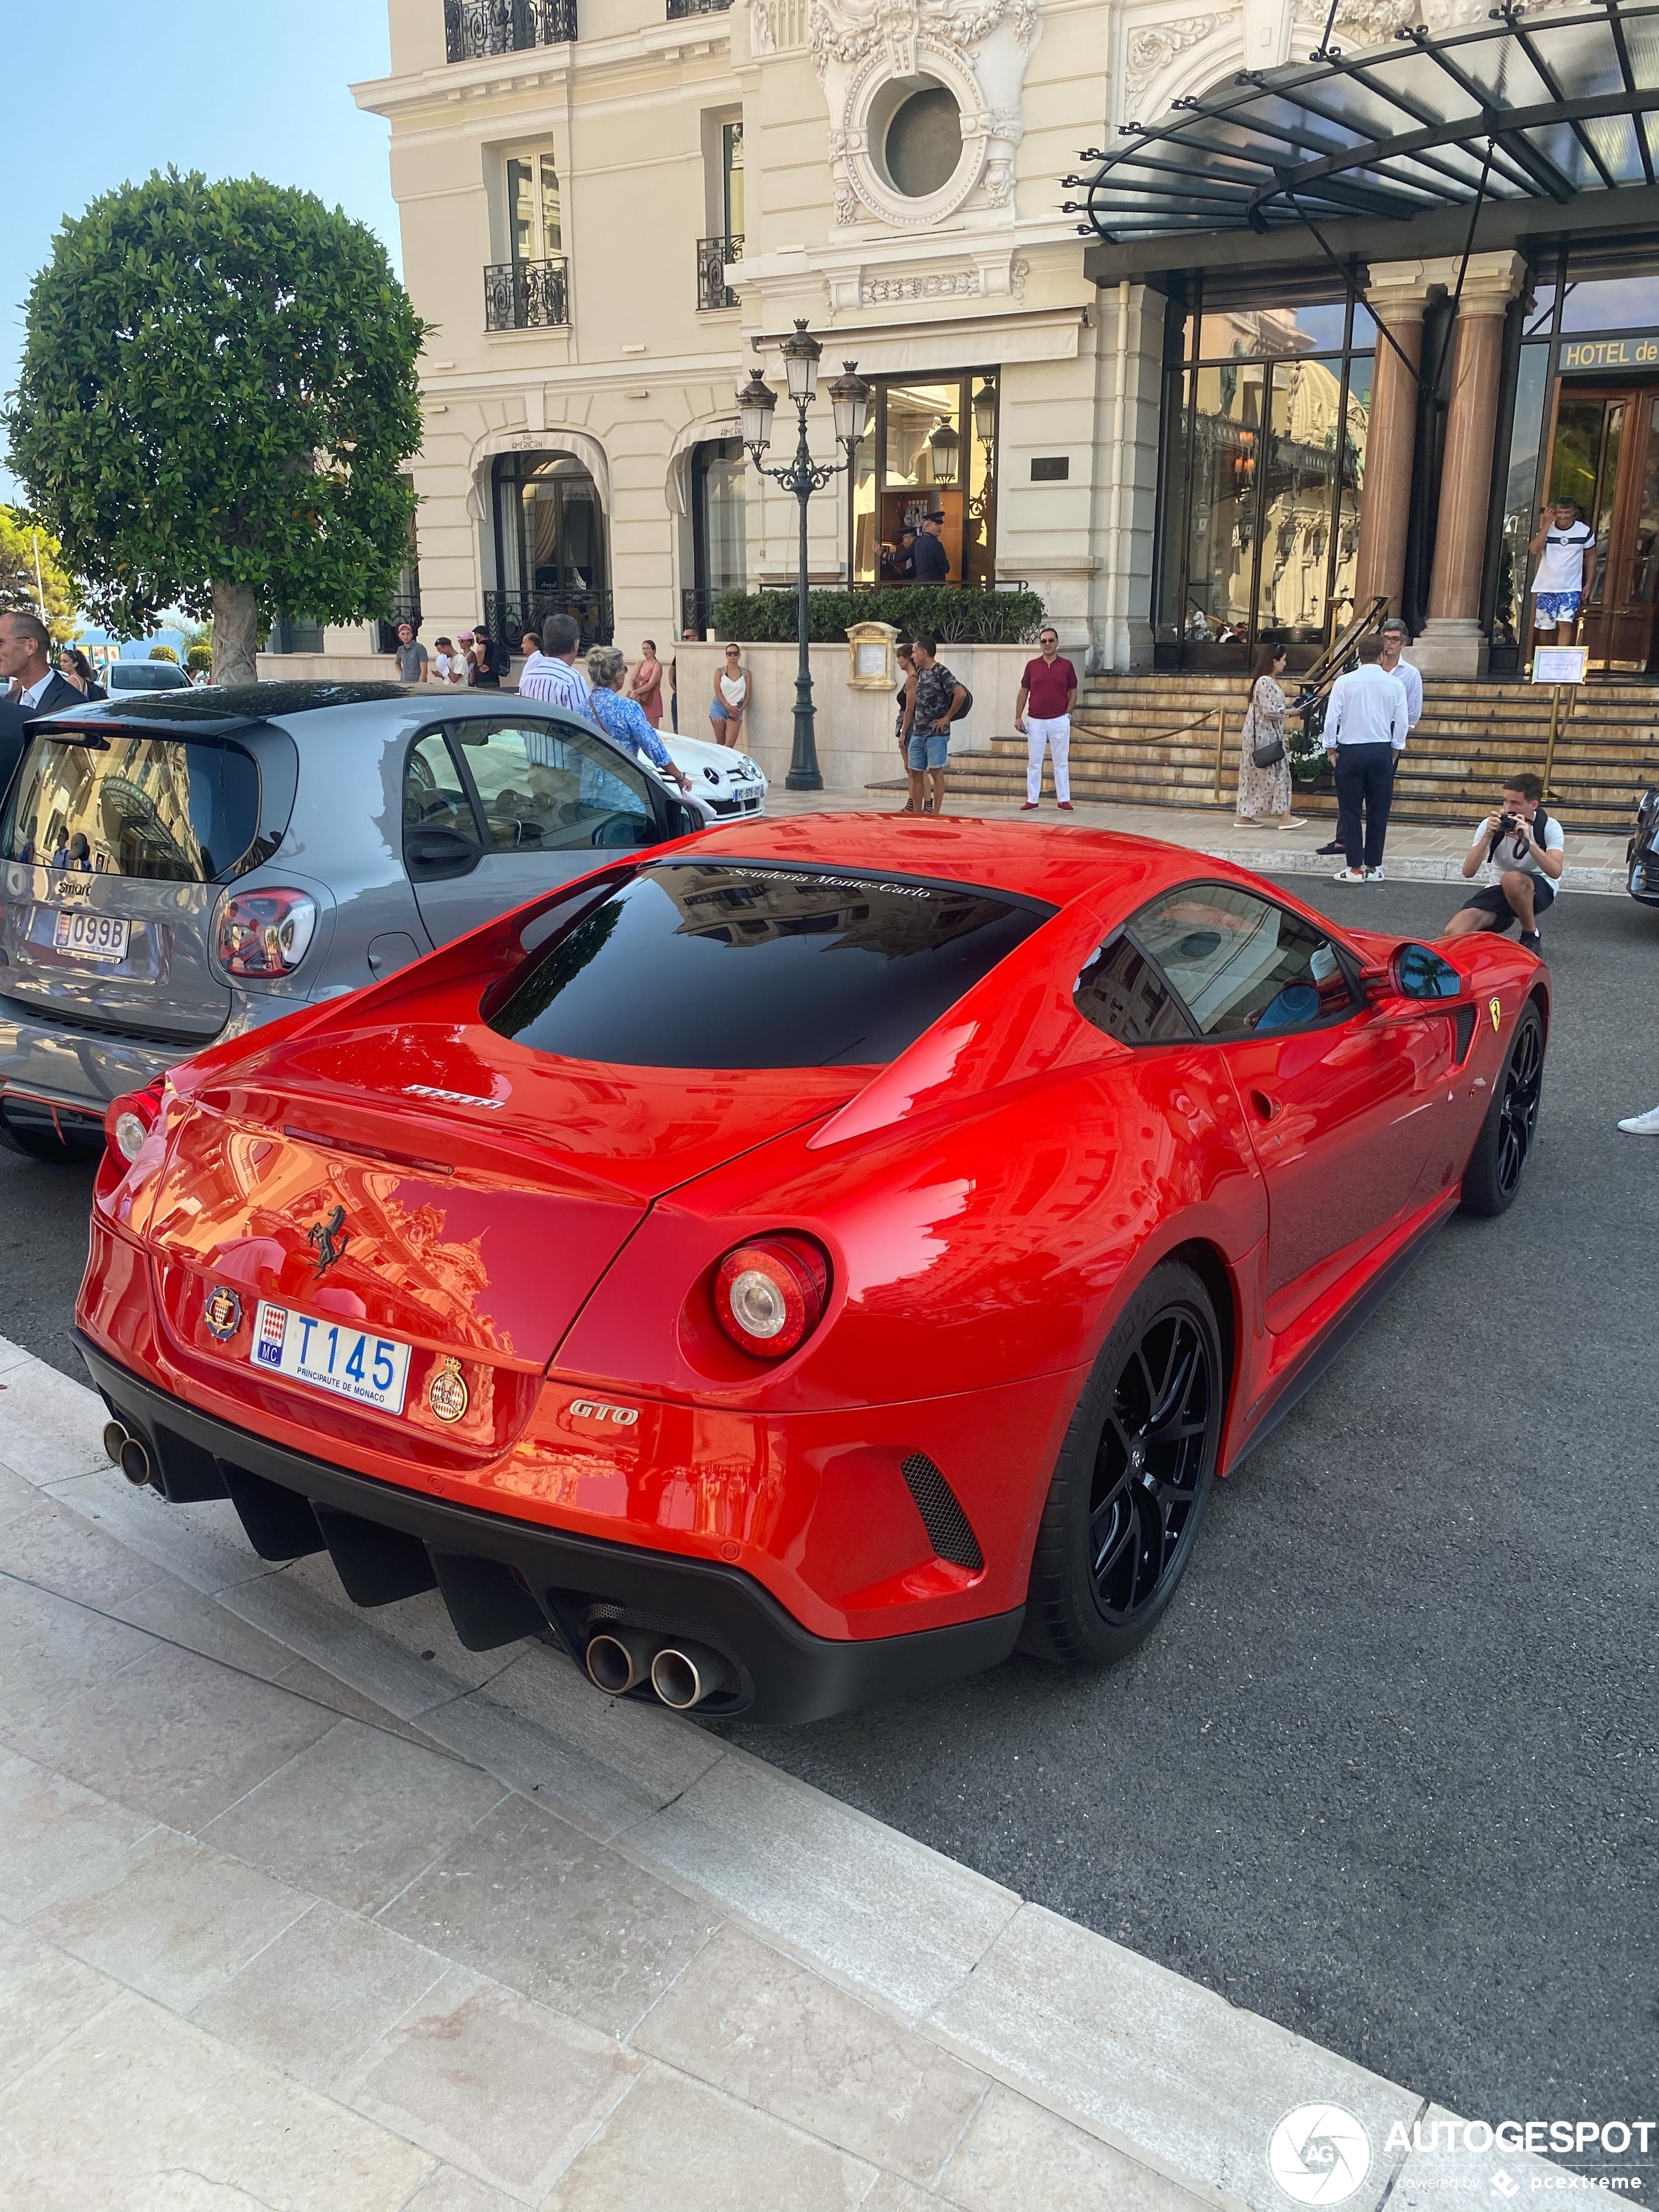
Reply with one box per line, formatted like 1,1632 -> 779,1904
1489,997 -> 1502,1031
427,1356 -> 469,1424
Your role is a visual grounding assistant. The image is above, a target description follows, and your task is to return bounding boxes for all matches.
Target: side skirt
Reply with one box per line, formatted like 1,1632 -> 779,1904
1225,1204 -> 1451,1474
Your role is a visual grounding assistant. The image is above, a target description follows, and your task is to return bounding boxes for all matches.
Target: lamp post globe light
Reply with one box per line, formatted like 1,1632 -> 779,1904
737,319 -> 870,792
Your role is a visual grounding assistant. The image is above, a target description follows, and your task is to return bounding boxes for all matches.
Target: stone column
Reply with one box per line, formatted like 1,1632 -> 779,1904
1353,262 -> 1433,618
1414,251 -> 1527,677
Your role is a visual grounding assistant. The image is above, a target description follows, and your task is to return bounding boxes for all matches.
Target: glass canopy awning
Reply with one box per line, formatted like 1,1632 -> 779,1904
1067,1 -> 1659,242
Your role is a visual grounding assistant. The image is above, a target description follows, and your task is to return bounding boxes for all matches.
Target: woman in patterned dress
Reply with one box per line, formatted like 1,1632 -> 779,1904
1235,644 -> 1306,830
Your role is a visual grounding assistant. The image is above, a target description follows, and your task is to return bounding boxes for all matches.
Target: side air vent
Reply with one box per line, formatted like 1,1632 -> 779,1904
1453,1004 -> 1478,1063
899,1452 -> 984,1573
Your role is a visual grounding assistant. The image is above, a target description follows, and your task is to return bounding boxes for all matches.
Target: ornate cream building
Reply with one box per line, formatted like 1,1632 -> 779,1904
275,0 -> 1659,714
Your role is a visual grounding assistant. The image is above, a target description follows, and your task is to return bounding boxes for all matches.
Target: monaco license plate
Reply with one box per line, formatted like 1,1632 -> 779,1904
53,909 -> 130,963
251,1301 -> 411,1415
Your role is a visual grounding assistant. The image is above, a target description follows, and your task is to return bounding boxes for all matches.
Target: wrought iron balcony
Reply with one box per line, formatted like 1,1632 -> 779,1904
484,257 -> 570,331
485,588 -> 612,654
445,0 -> 576,62
666,0 -> 732,17
696,233 -> 743,312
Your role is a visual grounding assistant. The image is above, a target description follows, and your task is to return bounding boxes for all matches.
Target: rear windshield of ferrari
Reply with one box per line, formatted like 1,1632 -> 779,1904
487,861 -> 1050,1068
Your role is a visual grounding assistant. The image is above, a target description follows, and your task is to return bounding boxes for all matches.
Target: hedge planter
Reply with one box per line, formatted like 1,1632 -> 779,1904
712,585 -> 1046,647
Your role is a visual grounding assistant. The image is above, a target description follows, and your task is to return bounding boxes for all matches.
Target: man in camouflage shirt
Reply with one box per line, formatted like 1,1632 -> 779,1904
905,633 -> 967,816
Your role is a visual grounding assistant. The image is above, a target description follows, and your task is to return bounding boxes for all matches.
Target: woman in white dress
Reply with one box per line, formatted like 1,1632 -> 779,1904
709,645 -> 750,748
1234,643 -> 1306,830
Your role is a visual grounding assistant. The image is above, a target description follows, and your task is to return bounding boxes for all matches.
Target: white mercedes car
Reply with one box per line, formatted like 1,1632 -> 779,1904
656,729 -> 767,821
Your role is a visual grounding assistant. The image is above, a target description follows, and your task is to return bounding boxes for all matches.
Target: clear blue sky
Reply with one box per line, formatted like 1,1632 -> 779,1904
1,0 -> 399,504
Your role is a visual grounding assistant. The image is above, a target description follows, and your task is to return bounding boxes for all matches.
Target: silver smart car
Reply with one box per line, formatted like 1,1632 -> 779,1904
0,682 -> 712,1161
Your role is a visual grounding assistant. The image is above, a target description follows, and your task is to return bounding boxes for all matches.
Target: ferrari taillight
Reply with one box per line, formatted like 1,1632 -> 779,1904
105,1080 -> 165,1166
216,888 -> 318,978
713,1236 -> 830,1360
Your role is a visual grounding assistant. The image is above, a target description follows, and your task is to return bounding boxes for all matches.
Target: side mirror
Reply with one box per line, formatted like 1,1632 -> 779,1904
1364,943 -> 1463,1006
1392,942 -> 1463,1000
661,798 -> 704,840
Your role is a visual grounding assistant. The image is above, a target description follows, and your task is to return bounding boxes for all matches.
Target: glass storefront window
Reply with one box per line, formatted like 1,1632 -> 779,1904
848,372 -> 997,586
1159,289 -> 1370,665
1560,273 -> 1659,332
1197,302 -> 1349,359
1493,343 -> 1549,649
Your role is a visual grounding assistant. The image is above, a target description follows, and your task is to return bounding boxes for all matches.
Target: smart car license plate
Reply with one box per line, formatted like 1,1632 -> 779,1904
53,910 -> 130,963
250,1302 -> 411,1414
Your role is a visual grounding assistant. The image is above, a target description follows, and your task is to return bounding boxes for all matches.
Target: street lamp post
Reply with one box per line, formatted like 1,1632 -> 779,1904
737,321 -> 871,791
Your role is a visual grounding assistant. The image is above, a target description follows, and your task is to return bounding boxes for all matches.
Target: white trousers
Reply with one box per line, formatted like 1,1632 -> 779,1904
1025,715 -> 1071,803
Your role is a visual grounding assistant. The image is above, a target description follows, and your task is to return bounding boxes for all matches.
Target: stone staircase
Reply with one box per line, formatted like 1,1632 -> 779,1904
942,672 -> 1659,834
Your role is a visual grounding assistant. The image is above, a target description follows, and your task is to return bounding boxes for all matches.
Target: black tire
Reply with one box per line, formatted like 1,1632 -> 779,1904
1459,1003 -> 1544,1218
1021,1260 -> 1223,1667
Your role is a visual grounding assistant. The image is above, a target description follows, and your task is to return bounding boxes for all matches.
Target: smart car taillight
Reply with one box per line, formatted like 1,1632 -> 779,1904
105,1080 -> 165,1166
713,1236 -> 830,1360
216,889 -> 317,978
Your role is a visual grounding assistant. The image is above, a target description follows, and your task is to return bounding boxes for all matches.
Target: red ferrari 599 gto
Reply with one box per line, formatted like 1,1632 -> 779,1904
77,817 -> 1548,1723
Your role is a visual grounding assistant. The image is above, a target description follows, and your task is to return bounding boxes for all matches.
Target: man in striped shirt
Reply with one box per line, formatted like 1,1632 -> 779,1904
517,613 -> 590,711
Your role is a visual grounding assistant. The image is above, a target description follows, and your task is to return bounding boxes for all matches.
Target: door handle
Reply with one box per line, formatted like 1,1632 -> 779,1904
1248,1088 -> 1283,1123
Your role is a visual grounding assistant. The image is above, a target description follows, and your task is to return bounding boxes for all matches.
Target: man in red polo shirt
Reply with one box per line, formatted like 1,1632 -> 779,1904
1014,626 -> 1079,811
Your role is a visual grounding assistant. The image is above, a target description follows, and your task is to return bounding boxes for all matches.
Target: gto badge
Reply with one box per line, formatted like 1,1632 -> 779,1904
203,1285 -> 243,1341
1489,996 -> 1502,1032
427,1356 -> 470,1424
569,1399 -> 641,1428
306,1204 -> 349,1279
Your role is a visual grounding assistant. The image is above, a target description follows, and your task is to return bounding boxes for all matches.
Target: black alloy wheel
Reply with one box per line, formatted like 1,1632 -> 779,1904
1495,1014 -> 1543,1198
1460,1003 -> 1545,1218
1089,1305 -> 1214,1626
1022,1260 -> 1224,1668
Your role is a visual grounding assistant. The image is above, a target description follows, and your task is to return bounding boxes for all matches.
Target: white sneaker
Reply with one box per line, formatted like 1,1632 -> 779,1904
1617,1104 -> 1659,1134
1332,867 -> 1368,883
1367,865 -> 1385,880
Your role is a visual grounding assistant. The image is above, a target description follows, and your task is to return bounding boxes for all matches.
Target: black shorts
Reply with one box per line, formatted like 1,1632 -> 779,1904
1458,876 -> 1556,929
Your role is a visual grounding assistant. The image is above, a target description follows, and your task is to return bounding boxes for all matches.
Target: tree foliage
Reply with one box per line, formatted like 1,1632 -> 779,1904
148,643 -> 180,662
0,505 -> 79,645
5,170 -> 427,658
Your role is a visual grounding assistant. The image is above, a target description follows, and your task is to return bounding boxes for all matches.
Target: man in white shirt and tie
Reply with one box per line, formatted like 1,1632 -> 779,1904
1323,632 -> 1408,882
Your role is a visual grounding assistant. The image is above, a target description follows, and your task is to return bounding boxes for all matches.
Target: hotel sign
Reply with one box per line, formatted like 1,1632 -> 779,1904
1560,336 -> 1659,370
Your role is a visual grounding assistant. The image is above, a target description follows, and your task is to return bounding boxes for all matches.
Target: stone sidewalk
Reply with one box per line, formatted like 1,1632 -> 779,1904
0,1336 -> 1560,2212
764,783 -> 1634,893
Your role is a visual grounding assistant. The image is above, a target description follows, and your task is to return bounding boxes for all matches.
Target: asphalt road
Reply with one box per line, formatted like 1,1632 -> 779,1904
3,876 -> 1655,2157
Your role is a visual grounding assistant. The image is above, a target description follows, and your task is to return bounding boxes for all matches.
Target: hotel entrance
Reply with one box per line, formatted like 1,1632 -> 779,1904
1545,381 -> 1659,672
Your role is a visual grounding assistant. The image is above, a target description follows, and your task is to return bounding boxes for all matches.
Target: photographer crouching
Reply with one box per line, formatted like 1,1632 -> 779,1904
1443,772 -> 1564,955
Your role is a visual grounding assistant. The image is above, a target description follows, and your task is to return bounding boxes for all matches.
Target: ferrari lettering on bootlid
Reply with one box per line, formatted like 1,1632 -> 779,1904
568,1400 -> 641,1428
405,1085 -> 507,1109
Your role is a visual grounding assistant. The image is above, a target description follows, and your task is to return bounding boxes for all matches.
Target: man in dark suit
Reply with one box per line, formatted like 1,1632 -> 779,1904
0,611 -> 82,800
0,611 -> 84,802
912,510 -> 952,583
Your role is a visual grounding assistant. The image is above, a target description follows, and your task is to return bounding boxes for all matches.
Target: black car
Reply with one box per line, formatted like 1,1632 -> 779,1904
1628,788 -> 1659,906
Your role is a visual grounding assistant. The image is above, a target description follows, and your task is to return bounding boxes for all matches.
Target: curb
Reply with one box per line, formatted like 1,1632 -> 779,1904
0,1334 -> 1562,2210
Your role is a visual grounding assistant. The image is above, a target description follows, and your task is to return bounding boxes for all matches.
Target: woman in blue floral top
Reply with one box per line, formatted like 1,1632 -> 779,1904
584,647 -> 692,793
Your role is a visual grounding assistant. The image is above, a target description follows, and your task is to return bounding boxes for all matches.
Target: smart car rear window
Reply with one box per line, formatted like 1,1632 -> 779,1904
487,860 -> 1051,1068
4,735 -> 261,882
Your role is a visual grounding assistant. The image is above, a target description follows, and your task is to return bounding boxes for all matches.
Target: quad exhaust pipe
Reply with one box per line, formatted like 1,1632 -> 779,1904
103,1419 -> 157,1491
584,1627 -> 736,1710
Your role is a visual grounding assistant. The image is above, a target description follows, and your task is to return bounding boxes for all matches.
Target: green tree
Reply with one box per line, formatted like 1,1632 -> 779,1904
0,505 -> 79,645
148,643 -> 180,662
6,170 -> 427,687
